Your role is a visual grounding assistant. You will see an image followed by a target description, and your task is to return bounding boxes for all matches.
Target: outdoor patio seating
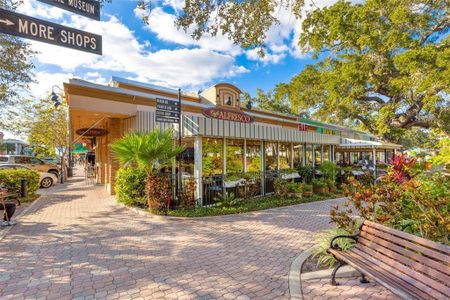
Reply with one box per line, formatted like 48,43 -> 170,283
328,220 -> 450,300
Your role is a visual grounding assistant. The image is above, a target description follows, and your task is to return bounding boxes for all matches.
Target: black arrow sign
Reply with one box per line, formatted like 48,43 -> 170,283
37,0 -> 100,21
156,110 -> 180,119
156,116 -> 179,124
0,8 -> 102,55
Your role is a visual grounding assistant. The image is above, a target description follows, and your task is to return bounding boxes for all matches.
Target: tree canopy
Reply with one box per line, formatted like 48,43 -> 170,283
0,0 -> 35,128
273,0 -> 450,142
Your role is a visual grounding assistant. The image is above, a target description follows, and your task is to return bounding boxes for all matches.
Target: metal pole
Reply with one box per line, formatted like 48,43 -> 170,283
177,88 -> 182,203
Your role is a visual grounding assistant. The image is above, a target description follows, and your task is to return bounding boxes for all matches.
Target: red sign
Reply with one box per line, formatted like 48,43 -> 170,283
298,123 -> 309,131
202,108 -> 254,123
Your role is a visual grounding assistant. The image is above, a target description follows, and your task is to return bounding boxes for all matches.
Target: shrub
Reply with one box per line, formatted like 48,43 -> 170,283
0,169 -> 40,195
297,165 -> 313,183
179,177 -> 197,209
312,224 -> 360,268
274,178 -> 289,196
214,192 -> 238,208
115,167 -> 147,207
146,174 -> 171,211
312,178 -> 327,188
334,156 -> 450,244
287,182 -> 302,194
302,183 -> 313,192
319,161 -> 337,182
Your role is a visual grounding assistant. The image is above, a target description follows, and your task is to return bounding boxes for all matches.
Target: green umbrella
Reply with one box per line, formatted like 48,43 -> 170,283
72,143 -> 88,153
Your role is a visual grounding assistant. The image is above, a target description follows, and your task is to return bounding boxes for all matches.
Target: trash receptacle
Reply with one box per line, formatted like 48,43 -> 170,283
67,167 -> 73,177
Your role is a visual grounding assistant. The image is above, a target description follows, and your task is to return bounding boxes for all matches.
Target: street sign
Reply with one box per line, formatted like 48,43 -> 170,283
37,0 -> 100,20
156,116 -> 179,123
156,110 -> 180,119
0,8 -> 102,55
156,98 -> 180,113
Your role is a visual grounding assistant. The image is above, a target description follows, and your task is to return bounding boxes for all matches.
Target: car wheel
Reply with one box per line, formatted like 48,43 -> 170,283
41,177 -> 53,188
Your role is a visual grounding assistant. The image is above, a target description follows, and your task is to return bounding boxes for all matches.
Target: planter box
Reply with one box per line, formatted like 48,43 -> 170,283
313,186 -> 329,193
303,191 -> 313,197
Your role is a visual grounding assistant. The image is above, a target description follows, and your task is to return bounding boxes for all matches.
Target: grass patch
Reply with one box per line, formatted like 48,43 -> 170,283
19,194 -> 40,204
152,192 -> 343,218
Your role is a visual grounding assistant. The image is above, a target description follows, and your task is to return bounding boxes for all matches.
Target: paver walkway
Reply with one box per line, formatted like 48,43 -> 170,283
0,171 -> 391,299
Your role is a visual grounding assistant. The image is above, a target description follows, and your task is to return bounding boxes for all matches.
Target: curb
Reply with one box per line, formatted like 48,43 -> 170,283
288,246 -> 359,300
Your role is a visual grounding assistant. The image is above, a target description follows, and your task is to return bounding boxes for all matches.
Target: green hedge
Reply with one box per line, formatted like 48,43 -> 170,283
115,167 -> 147,207
0,169 -> 40,195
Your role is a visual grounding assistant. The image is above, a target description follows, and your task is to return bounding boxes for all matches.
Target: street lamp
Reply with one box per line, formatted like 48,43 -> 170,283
50,86 -> 62,108
48,85 -> 66,183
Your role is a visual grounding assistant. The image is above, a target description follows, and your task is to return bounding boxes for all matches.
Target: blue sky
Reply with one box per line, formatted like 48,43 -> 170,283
14,0 -> 330,100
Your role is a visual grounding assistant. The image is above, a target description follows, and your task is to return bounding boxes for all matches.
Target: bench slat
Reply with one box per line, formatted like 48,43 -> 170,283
362,225 -> 450,264
342,249 -> 446,300
359,231 -> 450,276
358,235 -> 450,283
364,220 -> 450,255
353,244 -> 450,295
330,249 -> 428,300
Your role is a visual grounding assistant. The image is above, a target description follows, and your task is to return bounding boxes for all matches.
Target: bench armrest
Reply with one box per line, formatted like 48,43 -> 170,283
329,234 -> 359,250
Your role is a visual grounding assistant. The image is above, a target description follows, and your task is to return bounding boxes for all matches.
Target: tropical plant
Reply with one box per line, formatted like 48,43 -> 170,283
297,165 -> 313,183
112,129 -> 184,211
179,176 -> 197,209
273,178 -> 289,197
312,223 -> 361,268
312,178 -> 327,188
287,182 -> 302,194
334,158 -> 450,244
302,184 -> 312,192
112,129 -> 184,174
389,153 -> 417,183
214,192 -> 238,208
319,161 -> 337,183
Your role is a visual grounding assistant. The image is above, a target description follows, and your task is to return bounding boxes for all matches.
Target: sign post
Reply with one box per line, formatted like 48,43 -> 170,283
0,8 -> 102,55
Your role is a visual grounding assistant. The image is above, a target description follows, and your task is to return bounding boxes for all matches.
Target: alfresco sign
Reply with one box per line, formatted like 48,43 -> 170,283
202,108 -> 254,123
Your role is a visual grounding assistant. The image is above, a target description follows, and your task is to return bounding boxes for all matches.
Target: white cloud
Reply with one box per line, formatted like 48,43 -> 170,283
137,7 -> 241,56
20,1 -> 248,90
29,72 -> 74,98
246,48 -> 286,65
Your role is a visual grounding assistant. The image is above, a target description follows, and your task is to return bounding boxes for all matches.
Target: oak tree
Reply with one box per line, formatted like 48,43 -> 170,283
274,0 -> 450,142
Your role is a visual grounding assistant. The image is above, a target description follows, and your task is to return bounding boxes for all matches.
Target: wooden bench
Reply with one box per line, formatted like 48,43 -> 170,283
328,220 -> 450,300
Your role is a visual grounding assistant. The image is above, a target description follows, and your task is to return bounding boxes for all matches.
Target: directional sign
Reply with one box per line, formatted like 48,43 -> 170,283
156,116 -> 179,124
0,8 -> 102,55
156,110 -> 180,119
156,98 -> 179,107
37,0 -> 100,20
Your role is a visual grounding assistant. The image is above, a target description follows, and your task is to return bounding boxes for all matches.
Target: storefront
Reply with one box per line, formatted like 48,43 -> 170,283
64,77 -> 401,202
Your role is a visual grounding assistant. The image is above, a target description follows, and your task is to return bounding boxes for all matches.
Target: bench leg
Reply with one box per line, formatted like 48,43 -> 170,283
360,273 -> 369,284
331,261 -> 345,286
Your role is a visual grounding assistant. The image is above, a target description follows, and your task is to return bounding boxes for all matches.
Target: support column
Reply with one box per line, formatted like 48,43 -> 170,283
107,118 -> 122,195
243,139 -> 247,173
372,147 -> 377,178
223,138 -> 226,175
194,136 -> 202,206
384,149 -> 388,163
261,141 -> 265,195
276,142 -> 280,172
290,143 -> 294,169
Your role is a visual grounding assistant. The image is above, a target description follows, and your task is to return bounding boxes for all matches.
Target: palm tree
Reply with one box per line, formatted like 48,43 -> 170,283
112,129 -> 185,211
112,129 -> 184,174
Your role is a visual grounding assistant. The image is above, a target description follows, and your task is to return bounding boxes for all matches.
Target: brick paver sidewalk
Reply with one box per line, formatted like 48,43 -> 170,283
0,170 -> 390,299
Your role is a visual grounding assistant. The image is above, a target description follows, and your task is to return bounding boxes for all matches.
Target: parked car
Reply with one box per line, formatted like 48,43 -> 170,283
0,164 -> 58,188
0,155 -> 60,177
40,157 -> 60,164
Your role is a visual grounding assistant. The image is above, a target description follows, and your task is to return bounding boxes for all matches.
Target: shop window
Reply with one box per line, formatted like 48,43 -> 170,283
279,143 -> 292,170
246,140 -> 261,172
305,144 -> 313,166
323,146 -> 330,162
314,145 -> 322,166
265,142 -> 278,171
226,139 -> 244,174
293,144 -> 304,168
202,138 -> 223,175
